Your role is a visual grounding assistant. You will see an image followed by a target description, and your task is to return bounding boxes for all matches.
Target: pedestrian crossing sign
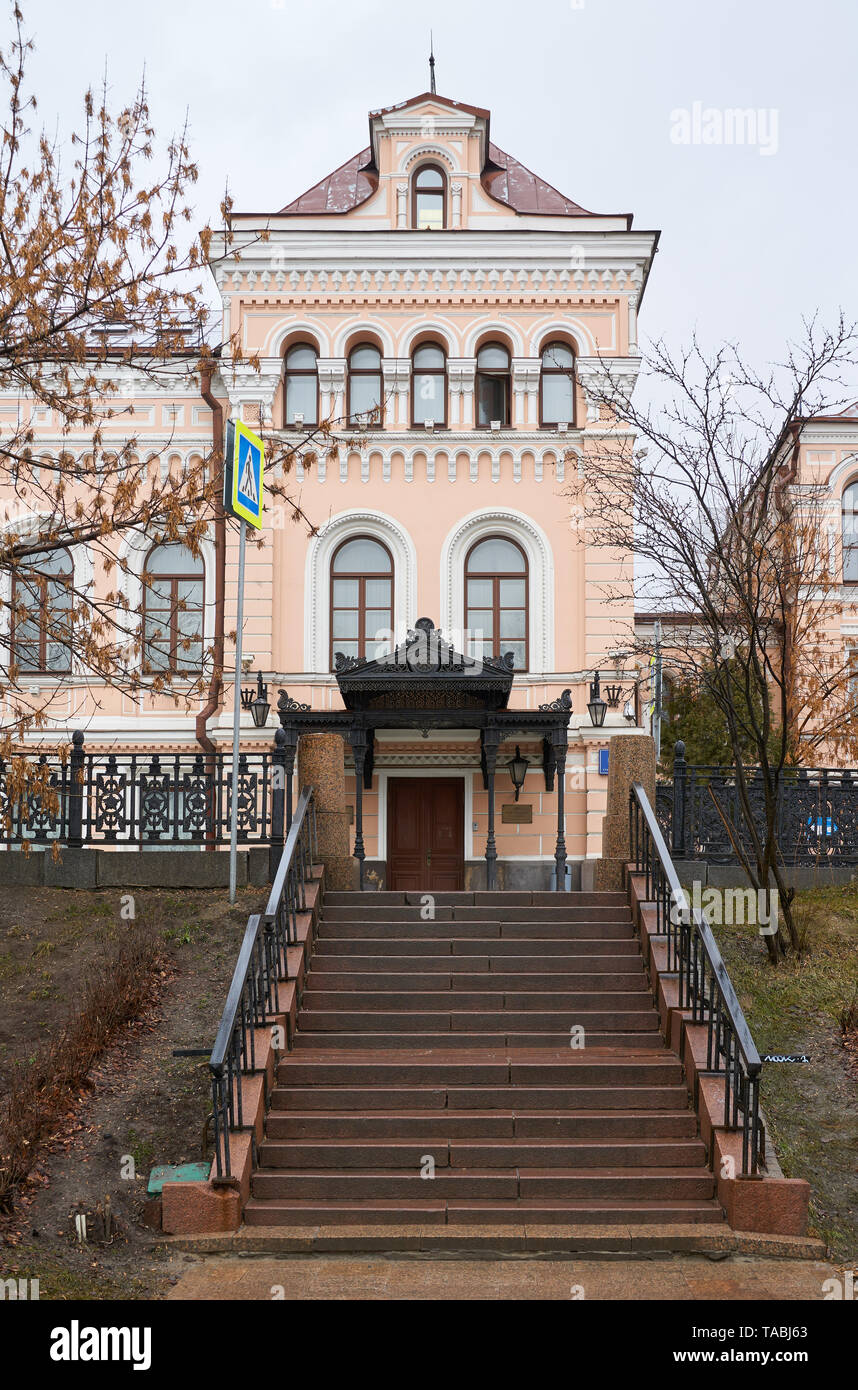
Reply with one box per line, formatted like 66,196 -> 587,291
224,419 -> 265,529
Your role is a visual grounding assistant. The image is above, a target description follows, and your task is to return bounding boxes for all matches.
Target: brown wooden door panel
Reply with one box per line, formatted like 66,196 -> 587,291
388,778 -> 464,891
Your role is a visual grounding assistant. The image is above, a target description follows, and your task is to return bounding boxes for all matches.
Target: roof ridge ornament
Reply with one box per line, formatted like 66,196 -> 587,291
429,33 -> 436,95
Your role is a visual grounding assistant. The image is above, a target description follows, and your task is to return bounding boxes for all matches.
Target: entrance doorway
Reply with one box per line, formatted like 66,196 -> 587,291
386,777 -> 465,891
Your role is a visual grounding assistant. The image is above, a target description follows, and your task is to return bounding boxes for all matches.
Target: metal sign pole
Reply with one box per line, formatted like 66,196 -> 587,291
229,517 -> 247,903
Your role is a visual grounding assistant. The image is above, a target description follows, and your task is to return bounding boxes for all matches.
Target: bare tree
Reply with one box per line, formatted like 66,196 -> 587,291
570,316 -> 858,959
0,5 -> 370,763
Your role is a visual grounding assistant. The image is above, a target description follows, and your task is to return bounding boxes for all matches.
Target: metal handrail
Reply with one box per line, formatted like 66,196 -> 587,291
629,780 -> 765,1177
208,785 -> 317,1182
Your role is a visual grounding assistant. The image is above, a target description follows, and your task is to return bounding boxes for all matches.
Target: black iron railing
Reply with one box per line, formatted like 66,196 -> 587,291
208,785 -> 317,1182
659,741 -> 858,866
0,730 -> 290,851
629,780 -> 765,1177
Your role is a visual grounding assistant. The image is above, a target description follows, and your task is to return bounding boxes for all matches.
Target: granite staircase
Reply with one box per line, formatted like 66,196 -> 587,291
243,890 -> 725,1228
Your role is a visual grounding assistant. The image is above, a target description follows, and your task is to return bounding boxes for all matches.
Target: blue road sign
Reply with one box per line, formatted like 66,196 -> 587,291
224,419 -> 265,529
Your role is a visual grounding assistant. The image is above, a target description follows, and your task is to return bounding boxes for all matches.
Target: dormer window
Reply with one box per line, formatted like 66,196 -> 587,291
412,164 -> 446,230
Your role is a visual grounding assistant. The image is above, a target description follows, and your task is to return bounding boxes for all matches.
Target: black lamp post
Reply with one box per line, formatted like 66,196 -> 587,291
506,745 -> 528,801
241,671 -> 270,728
588,671 -> 608,728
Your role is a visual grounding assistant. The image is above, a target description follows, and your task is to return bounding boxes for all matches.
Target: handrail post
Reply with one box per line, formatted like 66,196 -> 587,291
269,729 -> 287,883
67,730 -> 85,848
671,739 -> 687,858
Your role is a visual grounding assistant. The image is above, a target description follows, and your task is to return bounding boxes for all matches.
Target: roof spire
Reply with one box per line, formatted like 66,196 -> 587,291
429,33 -> 436,94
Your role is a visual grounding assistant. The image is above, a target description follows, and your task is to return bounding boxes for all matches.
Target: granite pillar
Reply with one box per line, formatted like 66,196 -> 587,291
297,733 -> 355,889
594,734 -> 657,890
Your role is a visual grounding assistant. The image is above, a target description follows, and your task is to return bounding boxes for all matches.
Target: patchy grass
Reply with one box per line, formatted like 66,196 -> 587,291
708,884 -> 858,1262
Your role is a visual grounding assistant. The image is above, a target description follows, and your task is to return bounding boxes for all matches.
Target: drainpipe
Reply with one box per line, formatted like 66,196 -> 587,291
197,365 -> 226,833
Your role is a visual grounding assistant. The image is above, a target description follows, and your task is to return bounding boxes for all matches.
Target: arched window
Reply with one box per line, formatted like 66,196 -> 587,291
12,549 -> 73,673
411,343 -> 447,427
475,342 -> 511,428
284,343 -> 318,427
843,481 -> 858,583
347,344 -> 383,425
330,537 -> 393,668
143,543 -> 205,673
465,536 -> 528,670
412,163 -> 446,230
540,341 -> 576,427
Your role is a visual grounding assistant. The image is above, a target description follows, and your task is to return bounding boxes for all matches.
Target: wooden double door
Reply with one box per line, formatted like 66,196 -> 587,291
387,778 -> 464,891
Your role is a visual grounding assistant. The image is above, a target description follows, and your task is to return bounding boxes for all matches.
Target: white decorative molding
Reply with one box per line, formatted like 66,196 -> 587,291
332,319 -> 396,358
303,510 -> 418,673
440,508 -> 555,674
396,184 -> 408,229
265,320 -> 332,358
576,356 -> 642,423
529,317 -> 598,357
399,144 -> 460,175
462,318 -> 526,357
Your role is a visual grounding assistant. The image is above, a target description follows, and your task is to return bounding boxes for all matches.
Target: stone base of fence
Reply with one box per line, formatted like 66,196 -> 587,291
0,846 -> 275,890
671,859 -> 858,891
627,868 -> 811,1238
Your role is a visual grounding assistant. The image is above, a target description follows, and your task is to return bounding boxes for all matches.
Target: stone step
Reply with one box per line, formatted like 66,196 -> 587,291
271,1083 -> 691,1111
250,1167 -> 717,1201
291,1031 -> 668,1050
264,1108 -> 699,1140
323,891 -> 629,907
242,1197 -> 725,1227
296,1010 -> 659,1032
298,989 -> 648,1011
299,988 -> 651,1007
313,940 -> 640,959
257,1138 -> 708,1170
276,1051 -> 684,1088
309,944 -> 643,970
318,921 -> 635,940
322,906 -> 632,924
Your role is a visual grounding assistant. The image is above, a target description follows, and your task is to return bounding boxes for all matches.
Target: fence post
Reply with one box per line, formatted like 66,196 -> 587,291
671,739 -> 687,858
269,728 -> 287,882
68,730 -> 85,848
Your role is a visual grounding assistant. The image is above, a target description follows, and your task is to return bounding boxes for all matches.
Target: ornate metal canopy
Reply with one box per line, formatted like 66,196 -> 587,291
275,618 -> 573,891
333,617 -> 515,712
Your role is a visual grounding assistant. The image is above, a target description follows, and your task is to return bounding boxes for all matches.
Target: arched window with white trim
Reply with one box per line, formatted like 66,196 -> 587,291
330,536 -> 393,668
143,543 -> 205,673
540,341 -> 576,427
411,342 -> 447,427
347,344 -> 383,425
411,163 -> 446,229
465,535 -> 528,671
284,342 -> 319,427
12,549 -> 73,673
475,342 -> 511,427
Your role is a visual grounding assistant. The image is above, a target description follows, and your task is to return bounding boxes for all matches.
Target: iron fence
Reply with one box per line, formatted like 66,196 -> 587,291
659,741 -> 858,865
209,785 -> 317,1182
0,730 -> 291,851
630,780 -> 765,1176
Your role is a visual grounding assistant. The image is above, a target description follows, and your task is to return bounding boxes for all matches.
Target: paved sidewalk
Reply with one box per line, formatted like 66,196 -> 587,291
166,1254 -> 841,1301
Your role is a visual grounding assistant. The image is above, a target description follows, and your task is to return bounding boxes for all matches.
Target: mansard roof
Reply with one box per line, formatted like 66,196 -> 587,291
274,90 -> 596,219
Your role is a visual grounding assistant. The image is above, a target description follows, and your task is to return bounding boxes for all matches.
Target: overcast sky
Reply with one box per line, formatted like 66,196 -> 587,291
20,0 -> 858,374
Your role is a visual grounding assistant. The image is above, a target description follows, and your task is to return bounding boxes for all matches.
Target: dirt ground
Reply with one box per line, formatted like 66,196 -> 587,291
0,883 -> 265,1298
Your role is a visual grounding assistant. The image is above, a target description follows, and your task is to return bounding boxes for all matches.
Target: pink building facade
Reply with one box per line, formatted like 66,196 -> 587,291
2,91 -> 660,884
